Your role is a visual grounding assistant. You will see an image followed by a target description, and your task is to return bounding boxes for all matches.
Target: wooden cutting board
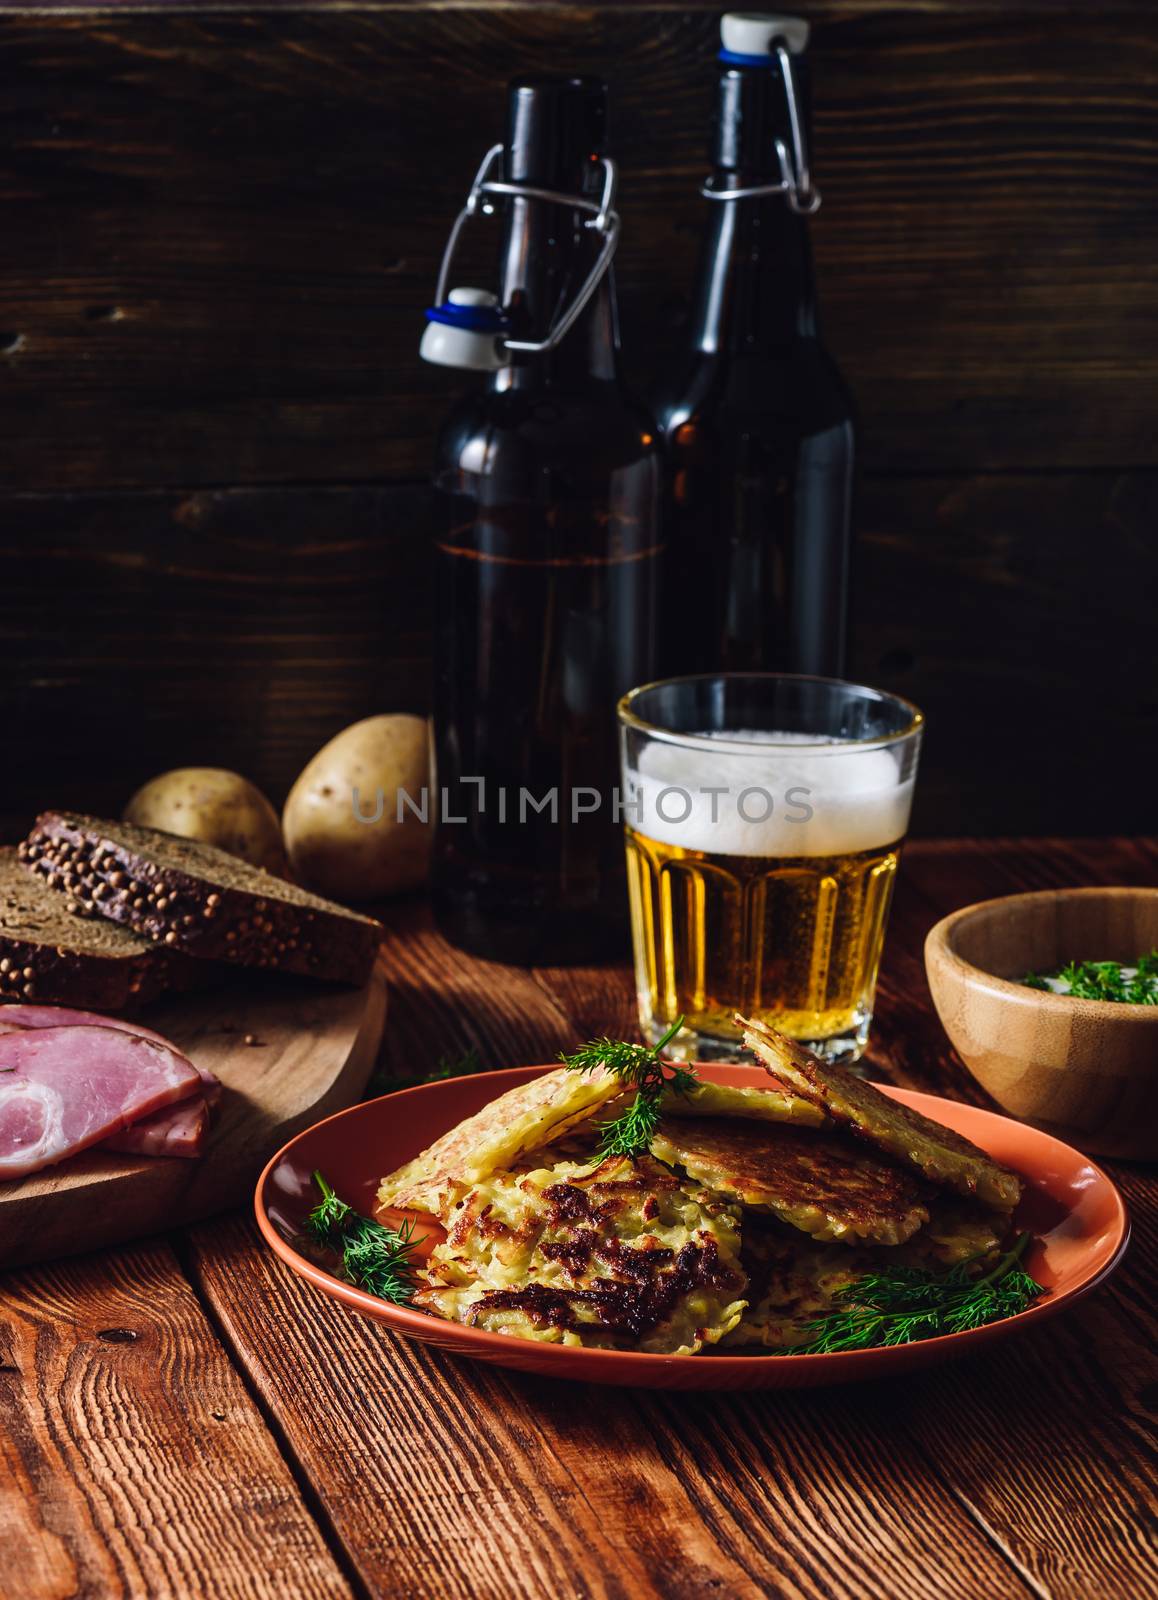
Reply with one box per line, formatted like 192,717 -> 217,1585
0,964 -> 388,1270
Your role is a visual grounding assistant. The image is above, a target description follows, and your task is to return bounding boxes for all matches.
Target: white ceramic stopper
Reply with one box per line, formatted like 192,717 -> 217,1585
420,288 -> 505,372
721,13 -> 810,57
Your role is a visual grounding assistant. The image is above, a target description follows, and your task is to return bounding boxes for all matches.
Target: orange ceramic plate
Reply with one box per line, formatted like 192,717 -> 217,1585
254,1064 -> 1129,1389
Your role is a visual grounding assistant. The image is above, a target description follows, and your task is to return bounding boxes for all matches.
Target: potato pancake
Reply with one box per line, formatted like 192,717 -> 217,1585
650,1116 -> 931,1245
898,1201 -> 1006,1268
739,1015 -> 1022,1210
377,1067 -> 622,1220
505,1079 -> 824,1173
661,1080 -> 825,1128
723,1222 -> 870,1350
413,1155 -> 748,1354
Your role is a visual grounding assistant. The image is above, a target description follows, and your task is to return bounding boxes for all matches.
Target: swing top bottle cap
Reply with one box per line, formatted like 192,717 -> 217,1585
712,16 -> 812,174
721,13 -> 810,58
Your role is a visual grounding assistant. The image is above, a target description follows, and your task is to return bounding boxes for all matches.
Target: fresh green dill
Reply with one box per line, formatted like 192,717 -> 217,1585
785,1232 -> 1042,1355
305,1171 -> 421,1304
560,1016 -> 699,1158
596,1091 -> 667,1159
1022,951 -> 1158,1005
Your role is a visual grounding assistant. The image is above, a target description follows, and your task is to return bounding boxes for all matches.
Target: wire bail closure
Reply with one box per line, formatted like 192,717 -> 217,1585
701,43 -> 821,214
431,143 -> 621,357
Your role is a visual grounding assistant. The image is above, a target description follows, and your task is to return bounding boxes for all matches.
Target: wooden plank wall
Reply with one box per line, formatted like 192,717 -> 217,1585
1,2 -> 1155,837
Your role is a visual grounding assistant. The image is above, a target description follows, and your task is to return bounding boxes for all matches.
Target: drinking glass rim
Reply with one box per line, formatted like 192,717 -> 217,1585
617,672 -> 925,757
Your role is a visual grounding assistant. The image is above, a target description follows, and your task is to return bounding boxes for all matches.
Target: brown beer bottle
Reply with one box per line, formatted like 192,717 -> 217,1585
423,77 -> 661,964
656,14 -> 854,678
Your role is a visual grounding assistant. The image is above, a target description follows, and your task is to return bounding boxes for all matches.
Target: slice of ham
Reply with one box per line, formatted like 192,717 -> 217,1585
0,1004 -> 221,1160
0,1005 -> 221,1105
104,1095 -> 210,1159
0,1026 -> 202,1179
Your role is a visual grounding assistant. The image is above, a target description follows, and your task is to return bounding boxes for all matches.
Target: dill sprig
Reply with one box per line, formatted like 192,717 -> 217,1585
305,1171 -> 421,1305
1023,951 -> 1158,1005
560,1016 -> 698,1159
786,1232 -> 1042,1355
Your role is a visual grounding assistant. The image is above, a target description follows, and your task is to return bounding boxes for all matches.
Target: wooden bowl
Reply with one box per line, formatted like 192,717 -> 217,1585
925,887 -> 1158,1160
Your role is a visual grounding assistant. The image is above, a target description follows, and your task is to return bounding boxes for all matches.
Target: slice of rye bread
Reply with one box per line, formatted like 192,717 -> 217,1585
20,812 -> 382,986
0,847 -> 174,1011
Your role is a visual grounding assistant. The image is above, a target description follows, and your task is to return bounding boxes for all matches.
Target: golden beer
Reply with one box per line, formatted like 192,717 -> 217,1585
617,675 -> 923,1064
625,826 -> 900,1059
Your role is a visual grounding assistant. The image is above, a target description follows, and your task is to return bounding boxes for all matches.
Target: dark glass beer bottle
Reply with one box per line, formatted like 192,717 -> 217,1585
427,77 -> 661,964
656,13 -> 854,678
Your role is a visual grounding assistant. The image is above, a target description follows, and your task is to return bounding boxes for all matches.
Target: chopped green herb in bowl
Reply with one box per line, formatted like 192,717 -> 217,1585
1022,950 -> 1158,1004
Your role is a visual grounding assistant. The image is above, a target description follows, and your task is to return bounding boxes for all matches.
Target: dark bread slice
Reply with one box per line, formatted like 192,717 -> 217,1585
0,847 -> 172,1011
21,812 -> 382,986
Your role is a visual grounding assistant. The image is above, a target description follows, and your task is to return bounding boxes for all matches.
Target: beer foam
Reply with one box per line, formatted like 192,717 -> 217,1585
626,730 -> 915,858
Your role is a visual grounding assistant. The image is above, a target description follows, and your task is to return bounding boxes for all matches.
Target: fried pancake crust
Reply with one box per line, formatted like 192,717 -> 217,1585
414,1155 -> 748,1354
376,1067 -> 621,1221
661,1080 -> 825,1127
898,1201 -> 1006,1268
723,1223 -> 870,1349
739,1016 -> 1022,1211
724,1203 -> 1007,1350
650,1116 -> 931,1245
496,1077 -> 824,1183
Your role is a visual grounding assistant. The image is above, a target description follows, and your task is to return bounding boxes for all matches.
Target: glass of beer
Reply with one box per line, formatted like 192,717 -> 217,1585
617,675 -> 923,1064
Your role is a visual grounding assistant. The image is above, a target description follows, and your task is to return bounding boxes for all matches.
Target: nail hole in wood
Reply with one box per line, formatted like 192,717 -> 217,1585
0,333 -> 24,354
84,305 -> 124,322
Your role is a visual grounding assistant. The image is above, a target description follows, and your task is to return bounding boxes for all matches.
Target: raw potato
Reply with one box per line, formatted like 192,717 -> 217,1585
124,767 -> 286,873
283,715 -> 432,901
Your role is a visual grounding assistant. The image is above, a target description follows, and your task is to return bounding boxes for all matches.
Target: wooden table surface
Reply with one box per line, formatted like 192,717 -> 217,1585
2,837 -> 1155,1600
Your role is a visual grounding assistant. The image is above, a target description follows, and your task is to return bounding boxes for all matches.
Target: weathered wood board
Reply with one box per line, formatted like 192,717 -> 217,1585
0,965 -> 387,1269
